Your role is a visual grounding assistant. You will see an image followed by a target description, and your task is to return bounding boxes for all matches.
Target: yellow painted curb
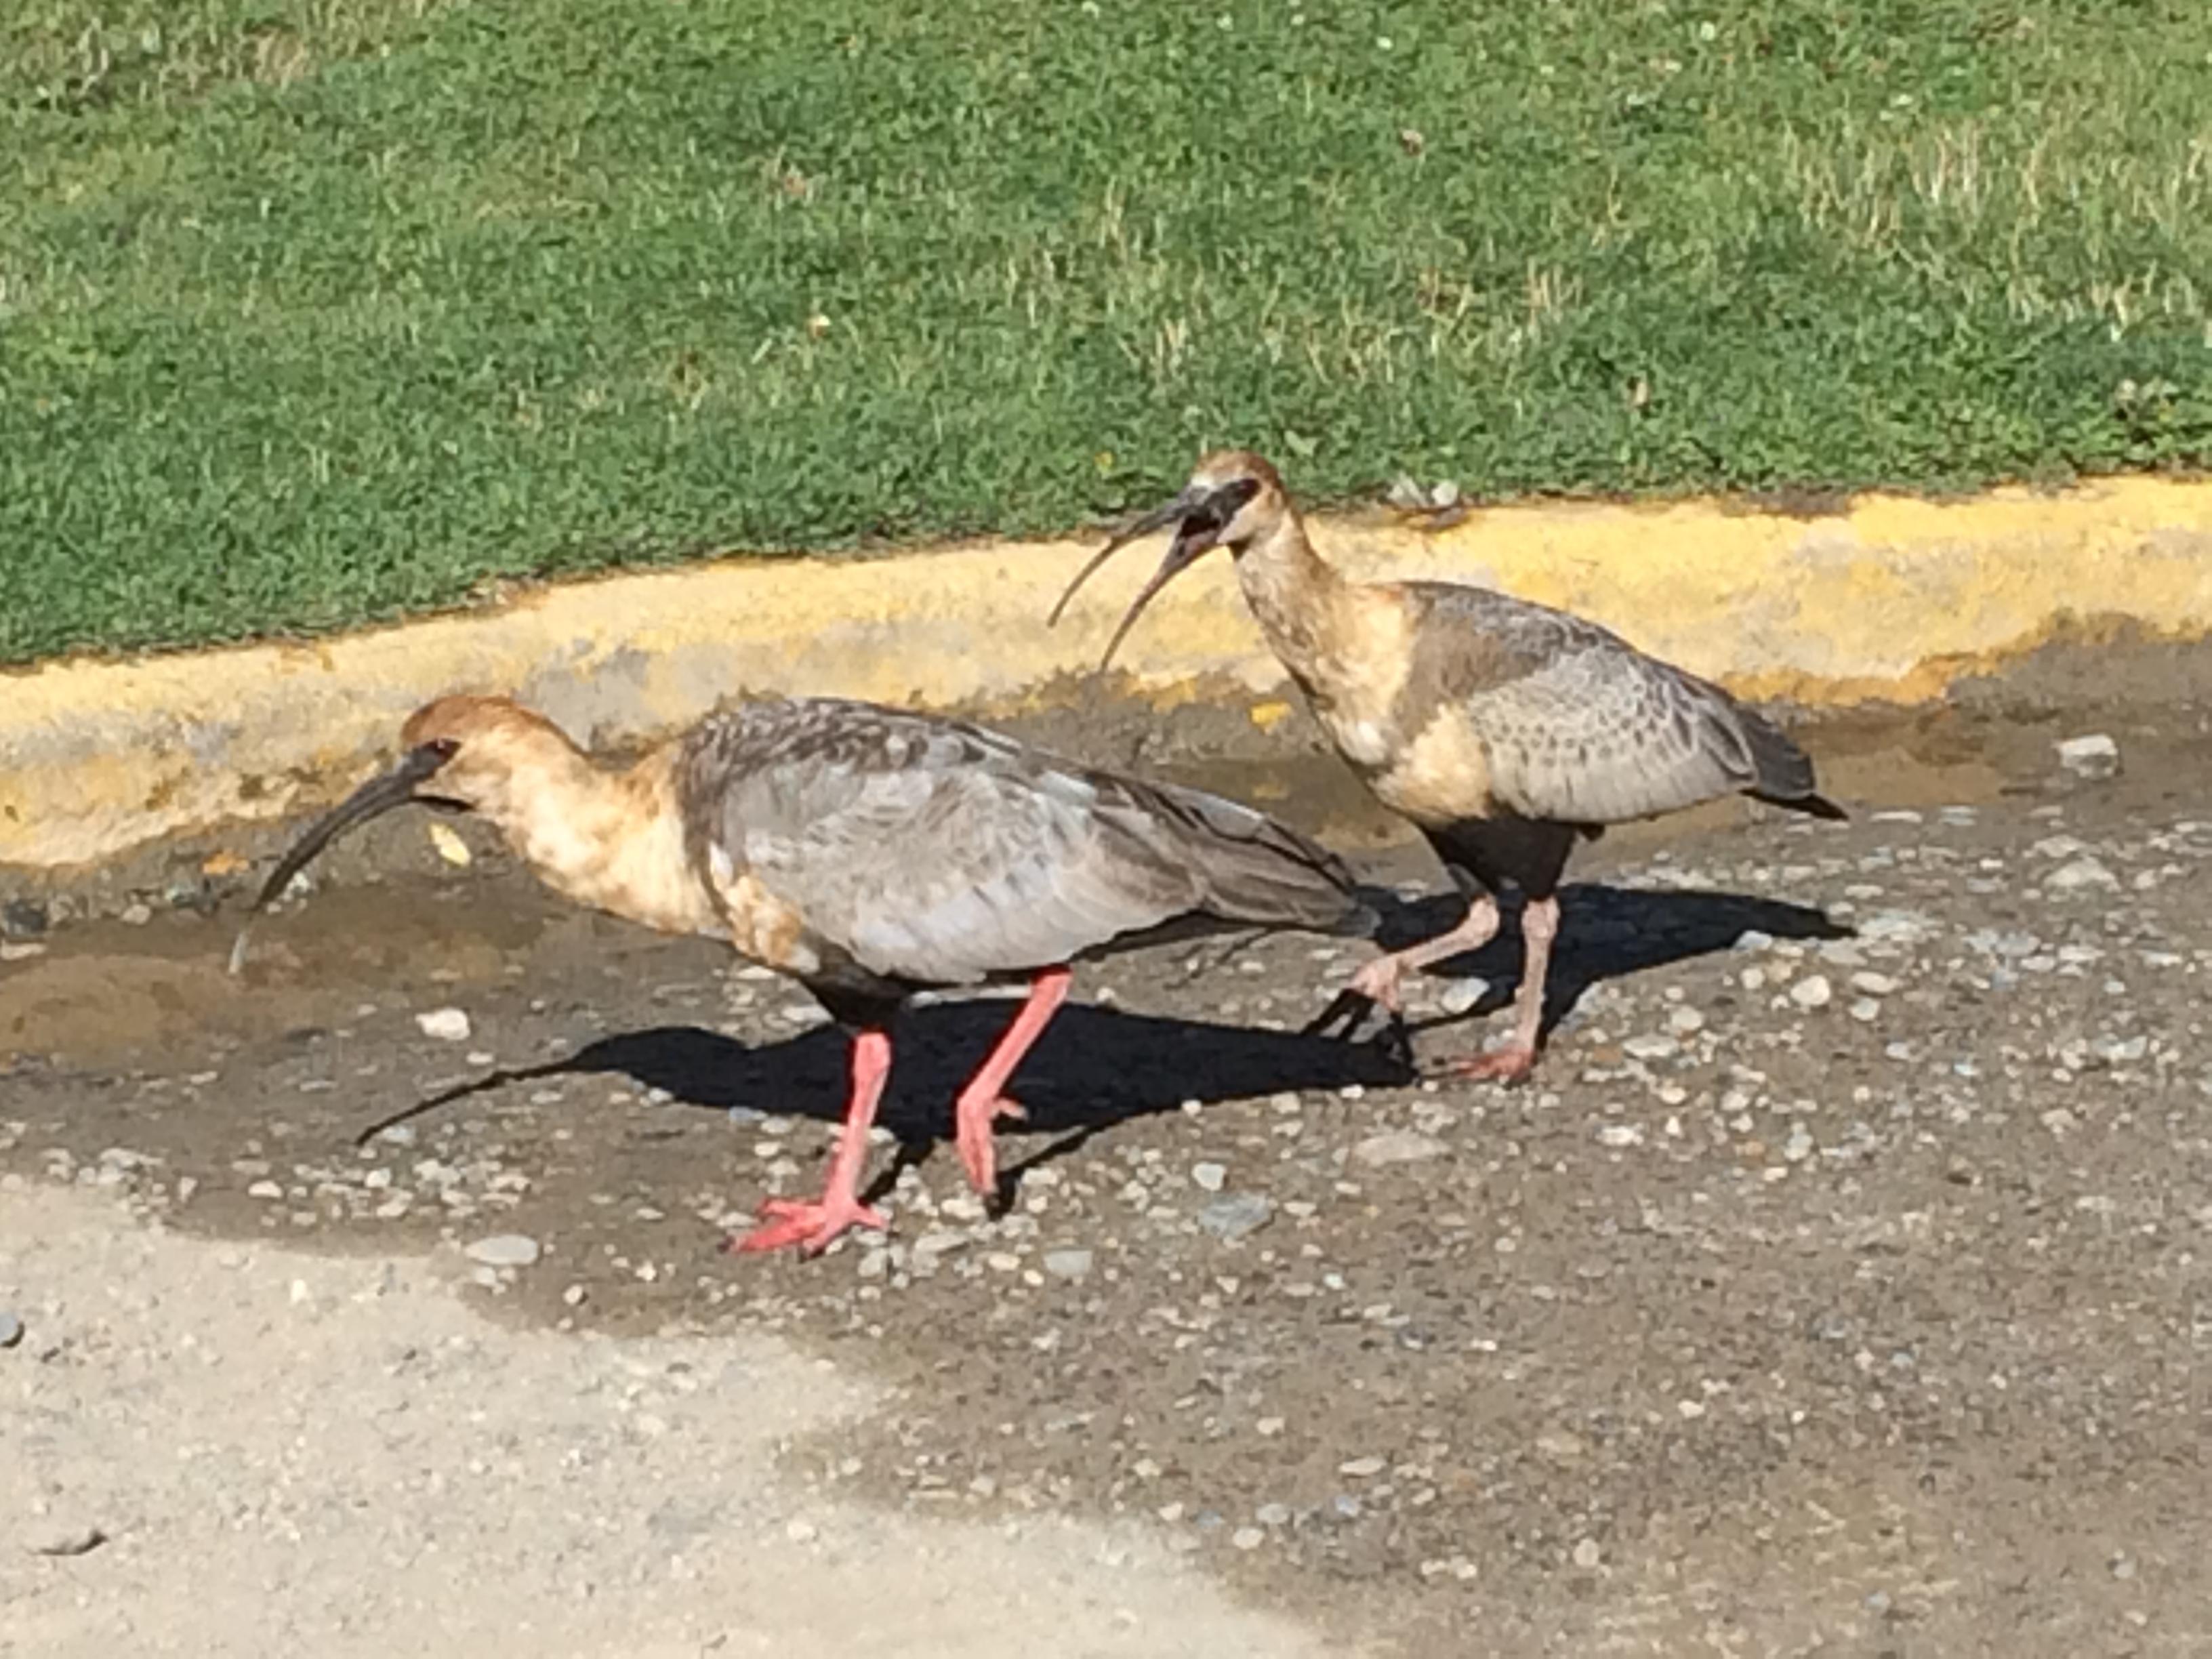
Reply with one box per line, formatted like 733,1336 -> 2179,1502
3,476 -> 2209,872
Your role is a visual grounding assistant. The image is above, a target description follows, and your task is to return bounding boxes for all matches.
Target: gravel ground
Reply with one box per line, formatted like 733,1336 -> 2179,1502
5,690 -> 2212,1656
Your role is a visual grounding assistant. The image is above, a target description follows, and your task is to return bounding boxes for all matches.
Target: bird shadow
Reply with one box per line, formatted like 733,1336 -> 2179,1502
355,882 -> 1839,1200
1364,878 -> 1851,1038
355,1002 -> 1416,1205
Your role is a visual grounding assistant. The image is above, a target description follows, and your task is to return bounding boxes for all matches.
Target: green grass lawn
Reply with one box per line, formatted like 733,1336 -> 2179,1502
3,0 -> 2209,663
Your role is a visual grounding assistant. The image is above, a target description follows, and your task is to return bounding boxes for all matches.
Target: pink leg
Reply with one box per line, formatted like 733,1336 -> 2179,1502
728,1029 -> 894,1256
1439,895 -> 1558,1084
1347,895 -> 1502,1013
952,967 -> 1071,1195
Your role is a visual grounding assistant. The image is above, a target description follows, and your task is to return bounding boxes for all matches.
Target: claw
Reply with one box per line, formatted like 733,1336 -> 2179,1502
725,1195 -> 890,1257
1345,955 -> 1403,1008
1430,1042 -> 1538,1086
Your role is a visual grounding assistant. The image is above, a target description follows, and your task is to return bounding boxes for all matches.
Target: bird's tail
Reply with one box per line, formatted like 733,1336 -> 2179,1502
1736,706 -> 1847,821
1750,786 -> 1848,821
1137,784 -> 1377,939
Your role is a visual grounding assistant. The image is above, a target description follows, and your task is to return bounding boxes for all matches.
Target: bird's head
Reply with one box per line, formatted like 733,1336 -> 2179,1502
1048,449 -> 1290,672
241,695 -> 570,925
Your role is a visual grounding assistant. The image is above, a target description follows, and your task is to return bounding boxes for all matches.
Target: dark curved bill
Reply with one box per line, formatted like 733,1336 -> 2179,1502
1094,528 -> 1212,673
1046,488 -> 1201,629
230,743 -> 455,975
248,744 -> 455,914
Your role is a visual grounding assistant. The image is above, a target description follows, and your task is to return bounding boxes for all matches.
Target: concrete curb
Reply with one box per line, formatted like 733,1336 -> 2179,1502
4,476 -> 2210,872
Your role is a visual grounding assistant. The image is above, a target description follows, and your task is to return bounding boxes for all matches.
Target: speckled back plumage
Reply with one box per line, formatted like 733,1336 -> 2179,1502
1397,583 -> 1833,826
674,697 -> 1370,989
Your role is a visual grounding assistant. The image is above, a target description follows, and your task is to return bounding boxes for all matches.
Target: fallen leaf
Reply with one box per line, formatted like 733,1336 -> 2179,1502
428,822 -> 472,867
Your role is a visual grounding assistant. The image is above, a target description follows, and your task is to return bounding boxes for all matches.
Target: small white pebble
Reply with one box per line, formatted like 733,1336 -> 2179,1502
2055,733 -> 2120,779
415,1008 -> 472,1042
1437,978 -> 1488,1016
1789,975 -> 1833,1010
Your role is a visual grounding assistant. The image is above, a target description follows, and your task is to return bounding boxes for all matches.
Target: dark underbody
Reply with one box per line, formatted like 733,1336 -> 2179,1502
1422,818 -> 1597,903
1426,787 -> 1843,904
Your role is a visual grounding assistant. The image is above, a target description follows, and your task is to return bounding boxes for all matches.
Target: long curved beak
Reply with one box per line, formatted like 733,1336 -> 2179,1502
1048,487 -> 1226,673
248,743 -> 456,914
230,743 -> 456,973
1046,488 -> 1202,631
1091,525 -> 1218,674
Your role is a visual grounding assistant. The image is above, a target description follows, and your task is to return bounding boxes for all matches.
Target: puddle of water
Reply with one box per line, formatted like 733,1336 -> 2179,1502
0,882 -> 581,1070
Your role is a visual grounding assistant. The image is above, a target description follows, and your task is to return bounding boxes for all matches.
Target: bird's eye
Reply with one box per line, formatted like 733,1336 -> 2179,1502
1205,477 -> 1262,526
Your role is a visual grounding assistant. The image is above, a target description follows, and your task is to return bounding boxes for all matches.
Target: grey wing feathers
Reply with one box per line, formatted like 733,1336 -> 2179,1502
680,699 -> 1366,985
1101,773 -> 1371,936
1407,585 -> 1830,825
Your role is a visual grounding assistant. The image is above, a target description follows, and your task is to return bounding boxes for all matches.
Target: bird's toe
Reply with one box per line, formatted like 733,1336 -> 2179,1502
1433,1042 -> 1538,1086
725,1196 -> 888,1256
952,1094 -> 1026,1195
1347,958 -> 1402,1009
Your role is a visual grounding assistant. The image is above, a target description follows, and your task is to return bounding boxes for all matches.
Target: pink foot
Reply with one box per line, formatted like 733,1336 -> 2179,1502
724,1195 -> 889,1257
953,1094 -> 1027,1195
1435,1043 -> 1539,1085
1347,956 -> 1404,1012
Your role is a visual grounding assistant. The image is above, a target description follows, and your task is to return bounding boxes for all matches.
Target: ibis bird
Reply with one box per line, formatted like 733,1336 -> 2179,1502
1051,451 -> 1843,1081
240,693 -> 1372,1254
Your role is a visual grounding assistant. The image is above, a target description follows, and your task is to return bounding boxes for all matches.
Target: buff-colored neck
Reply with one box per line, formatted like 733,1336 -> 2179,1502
468,735 -> 717,938
1233,509 -> 1361,689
